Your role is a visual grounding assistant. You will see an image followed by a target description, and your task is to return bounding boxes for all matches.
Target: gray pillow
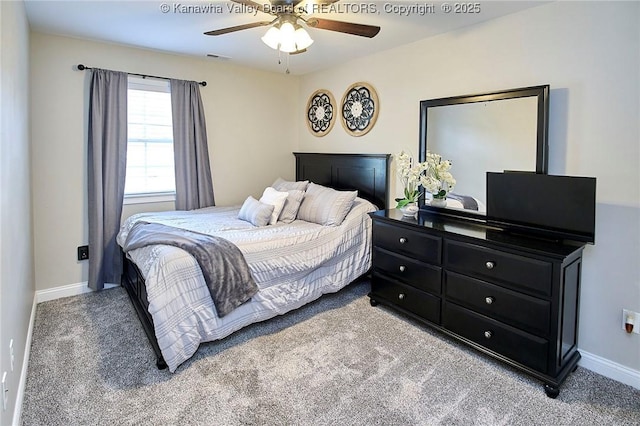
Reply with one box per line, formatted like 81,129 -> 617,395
238,196 -> 274,227
278,189 -> 306,223
296,183 -> 357,226
272,177 -> 309,192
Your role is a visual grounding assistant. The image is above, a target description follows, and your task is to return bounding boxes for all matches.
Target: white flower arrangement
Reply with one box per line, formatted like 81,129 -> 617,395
394,150 -> 456,208
394,151 -> 427,208
423,151 -> 456,200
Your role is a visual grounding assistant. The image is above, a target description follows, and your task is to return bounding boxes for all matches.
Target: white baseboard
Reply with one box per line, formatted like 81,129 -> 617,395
579,349 -> 640,390
12,295 -> 37,426
35,281 -> 118,303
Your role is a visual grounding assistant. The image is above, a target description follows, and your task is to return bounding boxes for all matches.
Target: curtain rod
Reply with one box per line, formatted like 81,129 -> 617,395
76,64 -> 207,86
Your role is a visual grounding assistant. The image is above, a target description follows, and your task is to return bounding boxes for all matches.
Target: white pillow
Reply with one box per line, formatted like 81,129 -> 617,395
259,187 -> 289,225
296,183 -> 358,226
238,196 -> 274,227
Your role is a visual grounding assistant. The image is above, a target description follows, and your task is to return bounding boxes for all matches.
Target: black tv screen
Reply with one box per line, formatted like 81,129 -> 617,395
486,172 -> 596,243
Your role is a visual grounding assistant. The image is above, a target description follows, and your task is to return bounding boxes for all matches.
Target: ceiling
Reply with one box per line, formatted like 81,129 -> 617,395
24,0 -> 545,75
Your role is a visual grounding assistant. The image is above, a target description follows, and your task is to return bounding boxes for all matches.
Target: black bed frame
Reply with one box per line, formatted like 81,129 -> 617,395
121,152 -> 390,369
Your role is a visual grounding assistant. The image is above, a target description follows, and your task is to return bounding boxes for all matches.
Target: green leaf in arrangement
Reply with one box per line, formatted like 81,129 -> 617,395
396,199 -> 411,208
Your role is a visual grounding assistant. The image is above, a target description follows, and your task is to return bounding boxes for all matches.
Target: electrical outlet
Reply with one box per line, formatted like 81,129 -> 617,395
622,309 -> 640,334
77,245 -> 89,261
2,371 -> 7,411
9,340 -> 14,372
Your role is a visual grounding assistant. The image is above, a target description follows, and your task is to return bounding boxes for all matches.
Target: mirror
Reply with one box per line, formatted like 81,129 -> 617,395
419,85 -> 549,216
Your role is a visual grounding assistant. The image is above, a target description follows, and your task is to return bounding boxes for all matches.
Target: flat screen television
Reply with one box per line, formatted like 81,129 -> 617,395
486,172 -> 596,243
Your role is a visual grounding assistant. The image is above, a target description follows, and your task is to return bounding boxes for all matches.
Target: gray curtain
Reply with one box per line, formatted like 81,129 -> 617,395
170,79 -> 215,210
88,69 -> 128,290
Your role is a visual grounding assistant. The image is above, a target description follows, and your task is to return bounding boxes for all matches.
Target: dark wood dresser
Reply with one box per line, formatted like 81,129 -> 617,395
369,209 -> 586,398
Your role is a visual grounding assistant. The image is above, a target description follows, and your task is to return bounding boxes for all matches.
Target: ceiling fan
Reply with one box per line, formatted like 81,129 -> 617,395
204,0 -> 381,54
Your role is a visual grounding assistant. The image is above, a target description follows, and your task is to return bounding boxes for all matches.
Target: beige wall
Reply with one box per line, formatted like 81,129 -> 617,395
298,2 -> 640,372
30,33 -> 300,291
1,1 -> 34,424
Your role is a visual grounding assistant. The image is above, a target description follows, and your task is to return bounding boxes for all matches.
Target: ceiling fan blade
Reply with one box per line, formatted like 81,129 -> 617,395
290,48 -> 307,55
204,21 -> 273,36
306,18 -> 380,38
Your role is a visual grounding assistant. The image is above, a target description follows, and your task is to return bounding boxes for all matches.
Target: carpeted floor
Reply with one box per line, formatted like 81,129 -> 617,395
21,280 -> 640,425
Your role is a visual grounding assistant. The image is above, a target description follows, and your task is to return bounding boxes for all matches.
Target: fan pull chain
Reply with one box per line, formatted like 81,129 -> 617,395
275,50 -> 290,74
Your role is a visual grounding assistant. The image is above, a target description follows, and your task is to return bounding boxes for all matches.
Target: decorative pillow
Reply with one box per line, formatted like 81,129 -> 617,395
296,183 -> 358,226
259,187 -> 289,225
238,196 -> 274,227
272,177 -> 309,192
277,189 -> 305,223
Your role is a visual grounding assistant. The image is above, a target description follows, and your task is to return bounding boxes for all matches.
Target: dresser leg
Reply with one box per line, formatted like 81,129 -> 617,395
543,384 -> 560,399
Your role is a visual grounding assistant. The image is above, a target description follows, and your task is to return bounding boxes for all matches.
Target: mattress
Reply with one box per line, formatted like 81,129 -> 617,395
116,198 -> 376,371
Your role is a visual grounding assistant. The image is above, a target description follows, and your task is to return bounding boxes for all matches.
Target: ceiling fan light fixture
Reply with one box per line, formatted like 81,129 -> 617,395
280,40 -> 297,53
294,27 -> 314,50
278,22 -> 297,53
280,22 -> 295,38
261,17 -> 314,53
261,26 -> 281,50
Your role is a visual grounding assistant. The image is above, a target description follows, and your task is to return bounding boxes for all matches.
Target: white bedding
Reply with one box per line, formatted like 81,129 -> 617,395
116,198 -> 376,372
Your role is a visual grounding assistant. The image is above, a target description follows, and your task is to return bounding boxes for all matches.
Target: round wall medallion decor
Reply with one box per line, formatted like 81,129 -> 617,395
306,89 -> 336,137
340,82 -> 379,137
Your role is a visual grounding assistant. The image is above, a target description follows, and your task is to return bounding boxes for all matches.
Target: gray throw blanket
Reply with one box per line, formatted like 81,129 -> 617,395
123,222 -> 258,317
447,193 -> 479,211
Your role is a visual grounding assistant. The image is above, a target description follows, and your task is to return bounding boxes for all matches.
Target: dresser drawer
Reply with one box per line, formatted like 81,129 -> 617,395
445,271 -> 550,336
443,303 -> 549,373
445,241 -> 552,297
374,248 -> 442,295
371,273 -> 441,324
373,221 -> 441,264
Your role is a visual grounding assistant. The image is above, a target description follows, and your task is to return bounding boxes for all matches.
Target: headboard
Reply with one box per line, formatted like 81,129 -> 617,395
294,152 -> 390,210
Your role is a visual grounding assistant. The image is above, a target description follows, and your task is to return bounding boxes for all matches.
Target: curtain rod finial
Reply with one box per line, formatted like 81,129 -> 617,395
77,64 -> 86,70
200,81 -> 207,87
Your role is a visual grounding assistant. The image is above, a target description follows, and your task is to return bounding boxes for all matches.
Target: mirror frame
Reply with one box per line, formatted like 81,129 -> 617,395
418,85 -> 550,220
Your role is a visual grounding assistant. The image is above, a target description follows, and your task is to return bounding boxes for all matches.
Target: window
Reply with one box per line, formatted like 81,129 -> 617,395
125,76 -> 175,203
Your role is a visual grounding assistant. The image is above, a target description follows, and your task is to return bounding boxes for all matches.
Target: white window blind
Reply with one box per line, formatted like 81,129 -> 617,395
125,76 -> 175,199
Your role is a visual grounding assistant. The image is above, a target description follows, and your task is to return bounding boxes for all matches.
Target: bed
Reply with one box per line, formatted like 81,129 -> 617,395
117,153 -> 390,372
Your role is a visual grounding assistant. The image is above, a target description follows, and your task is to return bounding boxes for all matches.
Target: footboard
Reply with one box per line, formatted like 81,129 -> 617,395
121,251 -> 167,369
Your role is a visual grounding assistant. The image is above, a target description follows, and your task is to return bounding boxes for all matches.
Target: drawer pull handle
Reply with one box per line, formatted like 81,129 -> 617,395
485,261 -> 495,270
484,331 -> 493,339
399,237 -> 407,244
485,296 -> 494,305
398,293 -> 405,300
399,265 -> 406,272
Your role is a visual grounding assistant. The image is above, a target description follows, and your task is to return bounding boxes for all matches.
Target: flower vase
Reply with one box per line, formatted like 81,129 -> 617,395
400,202 -> 419,217
430,197 -> 447,208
